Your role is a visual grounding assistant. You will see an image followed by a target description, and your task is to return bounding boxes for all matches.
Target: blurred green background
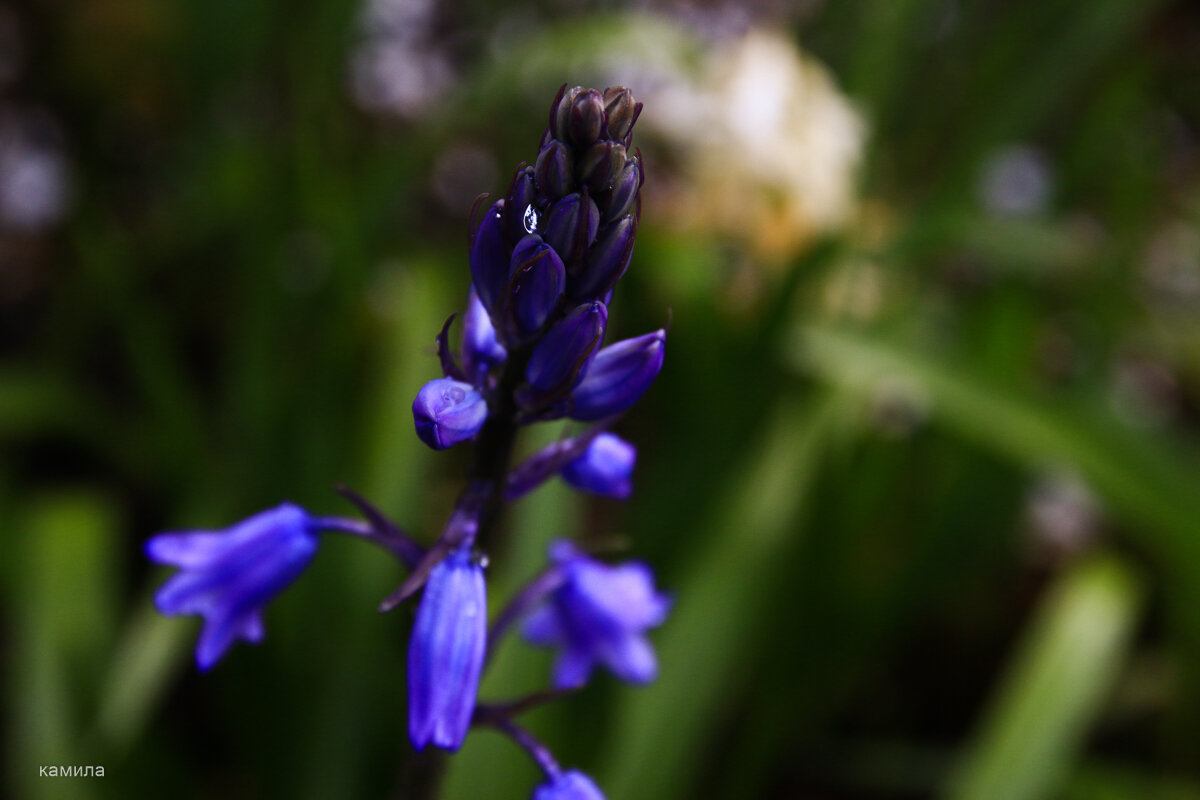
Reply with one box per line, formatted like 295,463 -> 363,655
3,0 -> 1200,798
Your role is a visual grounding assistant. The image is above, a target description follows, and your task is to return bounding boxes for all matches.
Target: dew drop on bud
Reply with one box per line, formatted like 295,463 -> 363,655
522,204 -> 540,234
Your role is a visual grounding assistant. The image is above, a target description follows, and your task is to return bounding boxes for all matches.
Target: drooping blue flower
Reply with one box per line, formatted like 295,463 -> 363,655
533,770 -> 606,800
413,377 -> 489,450
408,544 -> 487,751
560,433 -> 636,500
145,503 -> 320,671
523,541 -> 670,688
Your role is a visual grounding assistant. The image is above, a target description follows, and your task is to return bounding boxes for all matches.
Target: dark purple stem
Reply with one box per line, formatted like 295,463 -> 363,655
479,714 -> 561,780
313,516 -> 423,569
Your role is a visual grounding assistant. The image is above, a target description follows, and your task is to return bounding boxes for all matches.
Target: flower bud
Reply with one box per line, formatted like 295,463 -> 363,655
509,236 -> 566,335
603,86 -> 641,143
544,193 -> 599,273
413,378 -> 489,450
525,301 -> 608,393
603,159 -> 641,223
571,216 -> 635,300
568,88 -> 605,147
470,200 -> 509,316
533,771 -> 607,800
578,141 -> 626,194
408,544 -> 487,751
550,85 -> 584,143
462,287 -> 506,384
560,433 -> 636,499
504,166 -> 540,243
569,330 -> 665,421
535,140 -> 574,200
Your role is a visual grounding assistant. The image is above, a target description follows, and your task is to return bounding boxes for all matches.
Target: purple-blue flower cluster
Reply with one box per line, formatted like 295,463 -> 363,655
145,84 -> 670,800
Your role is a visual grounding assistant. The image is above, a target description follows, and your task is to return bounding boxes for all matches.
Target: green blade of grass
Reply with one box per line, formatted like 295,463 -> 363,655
943,553 -> 1144,800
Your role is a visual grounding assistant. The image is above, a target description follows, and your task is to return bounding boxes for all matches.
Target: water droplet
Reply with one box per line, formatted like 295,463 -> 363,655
522,204 -> 540,234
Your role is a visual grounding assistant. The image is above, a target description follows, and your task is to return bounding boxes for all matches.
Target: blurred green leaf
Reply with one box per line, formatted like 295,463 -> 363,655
943,553 -> 1143,800
598,391 -> 856,800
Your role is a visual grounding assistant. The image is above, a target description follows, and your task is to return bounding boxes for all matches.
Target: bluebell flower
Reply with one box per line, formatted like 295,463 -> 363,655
145,503 -> 319,670
413,377 -> 489,450
533,770 -> 606,800
523,542 -> 670,688
560,433 -> 636,499
408,544 -> 487,751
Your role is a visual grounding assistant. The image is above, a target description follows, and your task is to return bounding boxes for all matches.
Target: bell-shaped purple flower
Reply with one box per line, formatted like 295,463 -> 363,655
463,287 -> 507,384
408,544 -> 487,751
470,200 -> 510,316
145,503 -> 319,671
509,236 -> 566,335
560,433 -> 636,499
524,301 -> 608,396
533,770 -> 606,800
569,330 -> 665,421
523,542 -> 670,688
413,378 -> 489,450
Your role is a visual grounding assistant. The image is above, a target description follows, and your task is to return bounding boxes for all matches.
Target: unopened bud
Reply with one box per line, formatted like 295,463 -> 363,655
570,330 -> 665,421
603,87 -> 641,143
571,216 -> 636,300
579,141 -> 626,194
535,140 -> 574,200
544,192 -> 600,273
525,301 -> 608,393
509,236 -> 566,335
569,89 -> 605,148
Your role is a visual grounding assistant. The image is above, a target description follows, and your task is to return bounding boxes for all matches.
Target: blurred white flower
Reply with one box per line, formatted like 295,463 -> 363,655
348,0 -> 456,119
638,29 -> 865,259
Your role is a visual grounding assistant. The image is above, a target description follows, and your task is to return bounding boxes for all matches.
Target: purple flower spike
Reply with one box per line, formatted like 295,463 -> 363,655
145,503 -> 319,671
408,544 -> 487,751
569,330 -> 665,421
525,301 -> 608,394
413,378 -> 489,450
560,433 -> 636,500
510,237 -> 566,335
470,200 -> 510,316
523,542 -> 670,688
533,770 -> 607,800
463,287 -> 507,384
